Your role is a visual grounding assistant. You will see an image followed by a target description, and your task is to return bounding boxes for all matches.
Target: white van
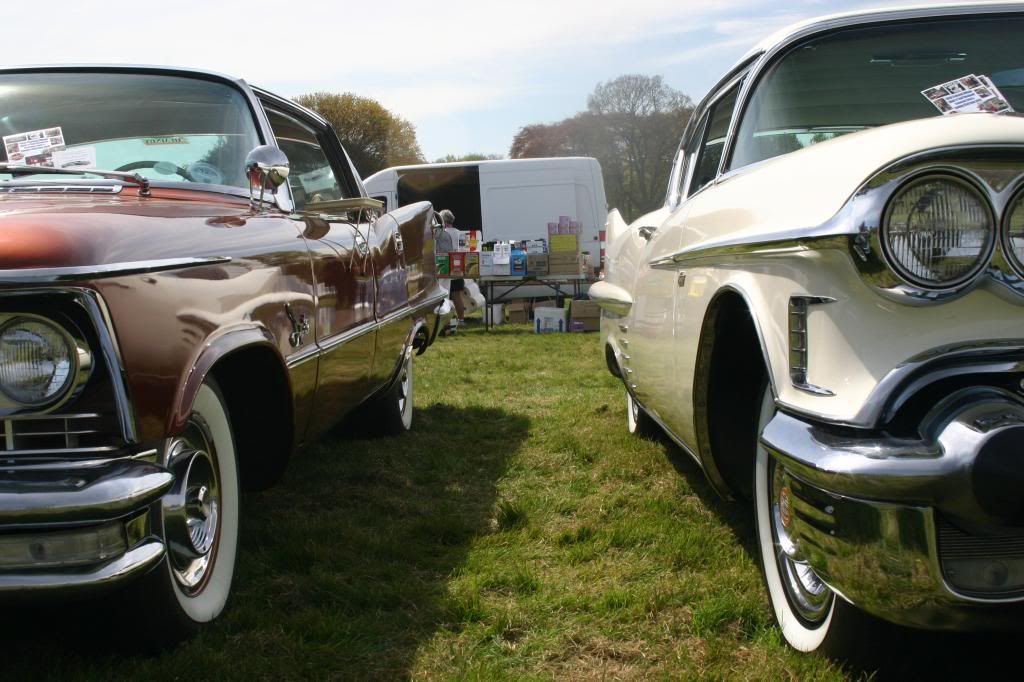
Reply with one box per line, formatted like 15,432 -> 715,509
363,157 -> 607,260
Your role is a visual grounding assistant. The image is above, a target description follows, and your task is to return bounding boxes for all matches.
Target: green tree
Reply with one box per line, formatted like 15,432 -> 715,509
510,75 -> 692,221
295,92 -> 425,177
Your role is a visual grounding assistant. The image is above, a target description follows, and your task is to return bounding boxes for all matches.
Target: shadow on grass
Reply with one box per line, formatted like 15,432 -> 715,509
651,431 -> 1022,680
0,403 -> 529,680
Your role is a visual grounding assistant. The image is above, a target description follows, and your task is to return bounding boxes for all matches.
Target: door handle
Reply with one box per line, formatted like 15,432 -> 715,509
393,228 -> 404,255
638,225 -> 657,241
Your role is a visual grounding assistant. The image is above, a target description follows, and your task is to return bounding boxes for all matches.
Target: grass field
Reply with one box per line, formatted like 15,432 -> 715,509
3,324 -> 1017,680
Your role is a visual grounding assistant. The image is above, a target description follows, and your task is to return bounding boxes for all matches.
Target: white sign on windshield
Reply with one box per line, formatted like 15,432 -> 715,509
922,75 -> 1013,115
2,126 -> 66,166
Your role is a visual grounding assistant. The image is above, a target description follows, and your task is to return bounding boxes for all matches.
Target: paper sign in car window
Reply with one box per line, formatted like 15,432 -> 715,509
52,147 -> 97,170
2,126 -> 66,166
922,74 -> 1013,115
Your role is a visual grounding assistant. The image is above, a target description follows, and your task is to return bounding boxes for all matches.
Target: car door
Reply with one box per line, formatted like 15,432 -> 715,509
262,103 -> 378,441
629,80 -> 743,433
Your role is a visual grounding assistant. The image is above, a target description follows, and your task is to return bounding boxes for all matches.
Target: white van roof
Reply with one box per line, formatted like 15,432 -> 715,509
363,156 -> 599,183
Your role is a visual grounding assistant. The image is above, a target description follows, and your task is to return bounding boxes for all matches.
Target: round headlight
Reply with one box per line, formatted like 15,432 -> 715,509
0,317 -> 75,406
882,175 -> 993,288
1004,191 -> 1024,275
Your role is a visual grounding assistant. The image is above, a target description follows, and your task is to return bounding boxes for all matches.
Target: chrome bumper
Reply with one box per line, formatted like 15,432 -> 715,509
0,457 -> 172,594
761,387 -> 1024,630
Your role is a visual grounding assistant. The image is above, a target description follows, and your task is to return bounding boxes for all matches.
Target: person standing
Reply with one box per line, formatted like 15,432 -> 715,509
435,209 -> 466,330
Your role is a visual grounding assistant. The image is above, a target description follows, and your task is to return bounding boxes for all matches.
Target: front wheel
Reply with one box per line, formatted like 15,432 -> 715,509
128,379 -> 240,644
753,385 -> 888,658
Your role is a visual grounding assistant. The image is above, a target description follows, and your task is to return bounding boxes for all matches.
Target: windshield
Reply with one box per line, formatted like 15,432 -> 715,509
0,72 -> 261,189
730,16 -> 1024,170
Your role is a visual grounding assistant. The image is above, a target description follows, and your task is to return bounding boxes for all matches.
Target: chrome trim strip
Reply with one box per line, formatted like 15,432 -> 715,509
0,257 -> 232,285
78,288 -> 137,443
0,539 -> 164,593
318,319 -> 378,355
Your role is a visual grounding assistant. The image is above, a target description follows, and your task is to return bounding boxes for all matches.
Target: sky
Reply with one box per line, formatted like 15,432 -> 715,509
3,0 -> 978,162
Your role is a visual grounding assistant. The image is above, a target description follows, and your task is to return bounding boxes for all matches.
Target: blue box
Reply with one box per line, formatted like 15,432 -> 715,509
510,250 -> 527,277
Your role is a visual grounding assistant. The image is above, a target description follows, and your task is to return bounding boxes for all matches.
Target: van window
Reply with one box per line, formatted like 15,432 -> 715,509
397,166 -> 483,231
371,194 -> 389,210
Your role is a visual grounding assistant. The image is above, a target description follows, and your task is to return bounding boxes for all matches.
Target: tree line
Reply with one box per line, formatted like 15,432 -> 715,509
298,74 -> 693,221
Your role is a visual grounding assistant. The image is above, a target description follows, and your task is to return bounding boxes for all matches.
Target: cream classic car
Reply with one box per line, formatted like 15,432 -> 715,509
592,3 -> 1024,656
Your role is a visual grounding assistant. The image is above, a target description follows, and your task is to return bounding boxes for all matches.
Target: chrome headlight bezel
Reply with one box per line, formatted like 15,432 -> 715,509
1001,188 -> 1024,279
0,313 -> 93,411
879,172 -> 996,291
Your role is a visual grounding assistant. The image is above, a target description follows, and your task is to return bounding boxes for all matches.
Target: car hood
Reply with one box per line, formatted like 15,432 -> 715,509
673,113 -> 1024,255
0,193 -> 266,270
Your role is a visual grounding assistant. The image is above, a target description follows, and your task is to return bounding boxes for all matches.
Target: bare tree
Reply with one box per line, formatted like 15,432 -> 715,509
510,75 -> 692,221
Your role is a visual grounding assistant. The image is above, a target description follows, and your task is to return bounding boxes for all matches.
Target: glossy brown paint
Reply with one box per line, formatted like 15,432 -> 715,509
0,188 -> 444,450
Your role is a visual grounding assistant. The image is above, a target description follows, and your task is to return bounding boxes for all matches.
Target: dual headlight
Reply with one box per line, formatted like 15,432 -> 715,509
882,174 -> 1024,289
0,316 -> 86,407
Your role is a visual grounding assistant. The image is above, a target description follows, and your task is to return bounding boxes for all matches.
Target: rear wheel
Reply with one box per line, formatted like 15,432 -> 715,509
375,350 -> 414,435
753,385 -> 887,657
129,380 -> 240,644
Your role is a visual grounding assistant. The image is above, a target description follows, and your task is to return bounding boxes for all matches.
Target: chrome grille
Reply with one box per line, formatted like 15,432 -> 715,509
938,517 -> 1024,560
0,412 -> 121,460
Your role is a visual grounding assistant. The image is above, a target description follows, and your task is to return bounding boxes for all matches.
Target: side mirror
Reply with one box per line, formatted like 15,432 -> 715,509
244,145 -> 290,207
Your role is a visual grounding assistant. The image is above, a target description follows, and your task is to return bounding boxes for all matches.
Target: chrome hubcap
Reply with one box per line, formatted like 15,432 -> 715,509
769,458 -> 832,623
163,417 -> 221,594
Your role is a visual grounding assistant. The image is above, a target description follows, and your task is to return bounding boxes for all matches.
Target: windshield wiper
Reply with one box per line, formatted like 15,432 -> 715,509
0,164 -> 151,197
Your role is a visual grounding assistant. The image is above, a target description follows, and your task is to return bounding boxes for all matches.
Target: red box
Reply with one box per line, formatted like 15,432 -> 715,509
449,252 -> 466,276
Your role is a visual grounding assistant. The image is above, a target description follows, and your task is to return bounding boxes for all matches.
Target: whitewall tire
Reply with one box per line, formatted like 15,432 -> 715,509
376,350 -> 414,435
131,379 -> 240,642
626,390 -> 659,439
753,385 -> 886,657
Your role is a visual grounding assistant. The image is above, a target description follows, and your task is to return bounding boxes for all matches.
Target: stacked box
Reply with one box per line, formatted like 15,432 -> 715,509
526,239 -> 547,254
435,254 -> 450,275
480,252 -> 495,277
527,254 -> 548,276
569,299 -> 601,332
548,252 -> 582,276
549,234 -> 578,253
449,252 -> 466,276
510,250 -> 527,277
464,252 -> 480,277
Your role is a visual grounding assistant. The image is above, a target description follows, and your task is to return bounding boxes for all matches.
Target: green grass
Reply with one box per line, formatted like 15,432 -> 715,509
2,324 -> 1012,680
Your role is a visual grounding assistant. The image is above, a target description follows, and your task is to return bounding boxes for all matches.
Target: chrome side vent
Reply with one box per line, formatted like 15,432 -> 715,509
1,185 -> 122,195
0,413 -> 121,460
788,295 -> 836,397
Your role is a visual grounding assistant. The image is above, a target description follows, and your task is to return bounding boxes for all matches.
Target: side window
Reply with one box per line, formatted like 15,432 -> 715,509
265,108 -> 346,211
371,194 -> 389,210
688,84 -> 740,195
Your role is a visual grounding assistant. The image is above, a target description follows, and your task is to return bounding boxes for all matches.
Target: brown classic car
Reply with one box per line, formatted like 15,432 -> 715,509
0,66 -> 447,638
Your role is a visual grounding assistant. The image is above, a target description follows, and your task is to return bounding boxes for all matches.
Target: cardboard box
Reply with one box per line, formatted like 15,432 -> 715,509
510,250 -> 527,277
570,299 -> 601,332
464,252 -> 480,278
435,254 -> 450,276
534,306 -> 567,333
547,252 -> 582,276
527,254 -> 549,276
526,239 -> 547,254
480,252 -> 494,277
507,301 -> 529,324
449,252 -> 466,276
493,242 -> 512,264
492,260 -> 511,277
549,234 -> 578,253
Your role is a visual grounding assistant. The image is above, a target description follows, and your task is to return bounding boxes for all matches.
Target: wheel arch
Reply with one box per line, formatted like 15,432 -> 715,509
693,285 -> 776,500
173,326 -> 295,491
